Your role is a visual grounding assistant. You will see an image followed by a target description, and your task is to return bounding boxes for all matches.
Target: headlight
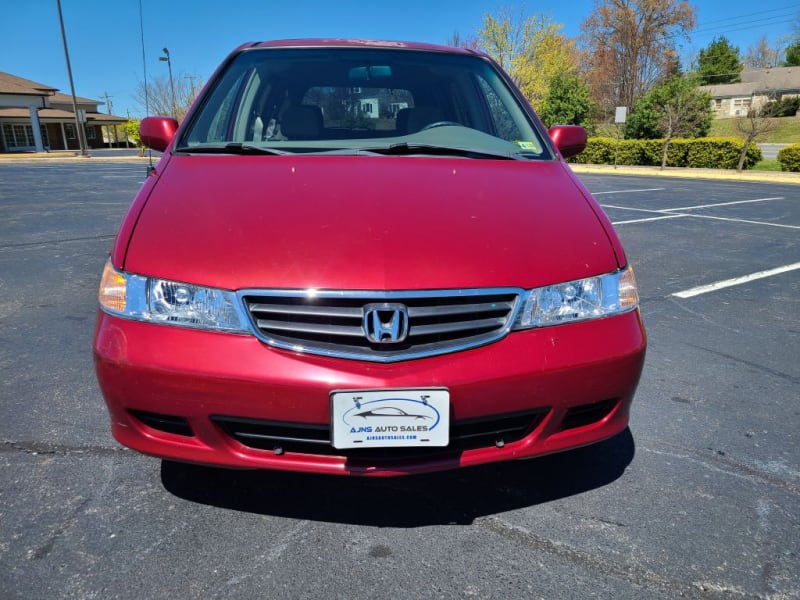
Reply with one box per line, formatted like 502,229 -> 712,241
98,259 -> 249,333
513,266 -> 639,329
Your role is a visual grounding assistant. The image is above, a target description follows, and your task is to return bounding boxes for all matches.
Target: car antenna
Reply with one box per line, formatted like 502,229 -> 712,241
138,0 -> 155,175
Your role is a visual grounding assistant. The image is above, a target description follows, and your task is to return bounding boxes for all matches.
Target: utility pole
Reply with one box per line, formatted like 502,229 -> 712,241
102,92 -> 113,113
102,91 -> 116,147
56,0 -> 89,156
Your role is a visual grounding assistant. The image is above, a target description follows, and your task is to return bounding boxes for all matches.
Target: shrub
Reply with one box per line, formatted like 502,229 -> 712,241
761,97 -> 800,118
685,138 -> 738,168
777,144 -> 800,172
615,139 -> 646,165
569,136 -> 761,169
569,137 -> 615,164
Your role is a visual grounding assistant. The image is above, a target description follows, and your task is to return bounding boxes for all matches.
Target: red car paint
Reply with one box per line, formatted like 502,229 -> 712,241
94,39 -> 646,476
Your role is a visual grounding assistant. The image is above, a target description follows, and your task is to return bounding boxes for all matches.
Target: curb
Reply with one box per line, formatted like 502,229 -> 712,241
0,151 -> 160,162
569,164 -> 800,185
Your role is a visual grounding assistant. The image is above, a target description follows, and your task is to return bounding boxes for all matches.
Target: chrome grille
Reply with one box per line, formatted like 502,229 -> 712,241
239,288 -> 522,362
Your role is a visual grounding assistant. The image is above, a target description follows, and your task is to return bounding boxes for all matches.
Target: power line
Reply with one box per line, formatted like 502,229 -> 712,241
692,15 -> 799,39
693,3 -> 799,28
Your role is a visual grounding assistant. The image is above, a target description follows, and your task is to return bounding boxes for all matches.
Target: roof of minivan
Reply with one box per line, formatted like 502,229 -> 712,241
240,38 -> 482,56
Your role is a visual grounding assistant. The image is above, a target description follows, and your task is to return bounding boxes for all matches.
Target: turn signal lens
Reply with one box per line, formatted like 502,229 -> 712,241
98,259 -> 127,313
96,259 -> 248,333
618,265 -> 640,310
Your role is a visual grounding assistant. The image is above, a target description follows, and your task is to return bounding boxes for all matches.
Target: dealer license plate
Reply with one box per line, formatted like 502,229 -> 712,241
330,388 -> 449,449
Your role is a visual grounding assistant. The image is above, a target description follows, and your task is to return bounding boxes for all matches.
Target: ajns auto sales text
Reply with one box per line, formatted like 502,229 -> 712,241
349,425 -> 429,433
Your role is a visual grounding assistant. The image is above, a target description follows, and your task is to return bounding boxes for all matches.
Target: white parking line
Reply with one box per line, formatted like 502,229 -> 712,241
672,262 -> 800,298
685,214 -> 800,230
665,197 -> 785,212
604,196 -> 797,229
612,214 -> 688,225
592,188 -> 665,195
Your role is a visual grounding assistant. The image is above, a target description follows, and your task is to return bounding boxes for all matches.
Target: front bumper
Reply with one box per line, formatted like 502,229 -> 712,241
93,309 -> 646,476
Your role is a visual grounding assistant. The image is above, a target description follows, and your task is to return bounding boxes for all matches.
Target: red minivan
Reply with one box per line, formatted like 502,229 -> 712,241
94,39 -> 646,476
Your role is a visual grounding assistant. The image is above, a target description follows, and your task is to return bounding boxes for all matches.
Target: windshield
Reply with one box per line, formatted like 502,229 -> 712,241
178,47 -> 552,160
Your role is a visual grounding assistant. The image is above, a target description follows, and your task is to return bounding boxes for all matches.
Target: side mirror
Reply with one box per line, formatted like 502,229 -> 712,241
549,125 -> 587,159
140,116 -> 179,152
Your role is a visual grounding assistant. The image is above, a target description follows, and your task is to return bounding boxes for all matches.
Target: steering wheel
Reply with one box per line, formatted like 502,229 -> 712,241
420,121 -> 461,131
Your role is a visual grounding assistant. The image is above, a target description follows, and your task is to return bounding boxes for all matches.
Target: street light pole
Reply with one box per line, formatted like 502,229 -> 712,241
55,0 -> 89,156
159,47 -> 177,119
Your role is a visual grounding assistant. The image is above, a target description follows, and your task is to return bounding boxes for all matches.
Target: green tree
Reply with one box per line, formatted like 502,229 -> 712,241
125,119 -> 141,147
654,76 -> 712,167
623,94 -> 663,139
624,75 -> 712,166
696,36 -> 742,85
539,72 -> 593,129
783,40 -> 800,66
477,7 -> 578,111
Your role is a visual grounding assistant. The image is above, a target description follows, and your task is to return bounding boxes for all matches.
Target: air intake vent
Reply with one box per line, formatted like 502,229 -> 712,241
559,399 -> 618,431
130,410 -> 193,436
211,409 -> 547,457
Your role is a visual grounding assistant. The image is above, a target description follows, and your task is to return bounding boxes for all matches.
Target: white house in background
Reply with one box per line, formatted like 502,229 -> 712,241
358,98 -> 380,118
700,66 -> 800,118
0,71 -> 127,152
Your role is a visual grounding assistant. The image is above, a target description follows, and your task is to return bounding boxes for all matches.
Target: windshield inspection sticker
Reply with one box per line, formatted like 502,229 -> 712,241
515,141 -> 539,151
331,389 -> 450,449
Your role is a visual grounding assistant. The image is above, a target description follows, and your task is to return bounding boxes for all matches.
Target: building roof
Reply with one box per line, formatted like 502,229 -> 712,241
0,107 -> 127,123
50,92 -> 103,105
0,71 -> 58,96
700,66 -> 800,98
0,71 -> 125,122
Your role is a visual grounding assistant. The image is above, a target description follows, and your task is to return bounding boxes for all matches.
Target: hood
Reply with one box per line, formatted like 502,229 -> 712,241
123,155 -> 618,291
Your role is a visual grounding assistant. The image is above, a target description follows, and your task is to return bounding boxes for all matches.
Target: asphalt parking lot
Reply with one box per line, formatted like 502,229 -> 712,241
0,159 -> 797,599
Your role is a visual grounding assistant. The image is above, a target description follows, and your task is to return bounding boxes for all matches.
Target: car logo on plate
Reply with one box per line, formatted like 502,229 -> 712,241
363,303 -> 409,344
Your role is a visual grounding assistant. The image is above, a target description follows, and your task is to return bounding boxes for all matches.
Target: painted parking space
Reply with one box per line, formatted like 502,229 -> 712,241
581,175 -> 800,299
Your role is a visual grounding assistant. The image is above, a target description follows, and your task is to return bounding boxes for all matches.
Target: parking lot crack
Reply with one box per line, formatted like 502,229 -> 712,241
476,515 -> 776,599
638,438 -> 800,496
0,234 -> 116,250
0,440 -> 131,458
685,343 -> 799,385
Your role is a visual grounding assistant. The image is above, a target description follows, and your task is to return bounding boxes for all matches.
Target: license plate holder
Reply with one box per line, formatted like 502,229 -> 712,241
330,388 -> 449,449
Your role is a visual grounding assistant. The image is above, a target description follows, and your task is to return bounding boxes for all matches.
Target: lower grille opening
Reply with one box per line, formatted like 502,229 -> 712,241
130,410 -> 193,437
211,417 -> 329,455
559,399 -> 618,431
211,409 -> 549,458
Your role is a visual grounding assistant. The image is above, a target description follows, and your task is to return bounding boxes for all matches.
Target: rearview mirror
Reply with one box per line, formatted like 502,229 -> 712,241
348,65 -> 392,81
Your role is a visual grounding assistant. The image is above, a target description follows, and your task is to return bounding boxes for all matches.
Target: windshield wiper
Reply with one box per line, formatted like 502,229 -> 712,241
367,143 -> 521,160
173,143 -> 288,155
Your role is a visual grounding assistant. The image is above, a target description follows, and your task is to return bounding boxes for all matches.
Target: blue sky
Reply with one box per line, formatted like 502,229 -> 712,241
1,0 -> 797,118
